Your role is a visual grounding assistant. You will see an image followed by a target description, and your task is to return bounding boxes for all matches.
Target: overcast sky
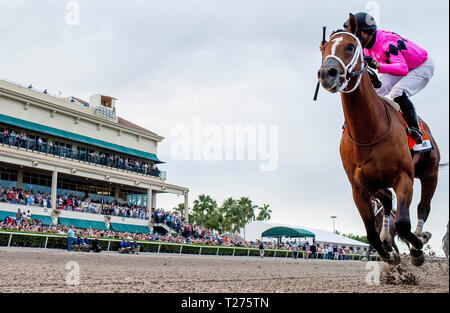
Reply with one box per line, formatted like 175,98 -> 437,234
1,0 -> 448,254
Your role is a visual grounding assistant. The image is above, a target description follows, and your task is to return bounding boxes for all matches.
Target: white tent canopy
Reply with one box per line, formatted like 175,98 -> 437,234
241,221 -> 369,250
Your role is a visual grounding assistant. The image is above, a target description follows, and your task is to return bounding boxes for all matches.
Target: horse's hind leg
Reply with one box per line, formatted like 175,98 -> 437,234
414,174 -> 438,245
392,237 -> 400,254
393,172 -> 425,266
413,121 -> 440,244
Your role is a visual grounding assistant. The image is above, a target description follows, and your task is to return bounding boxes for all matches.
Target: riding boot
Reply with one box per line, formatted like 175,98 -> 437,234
394,91 -> 422,144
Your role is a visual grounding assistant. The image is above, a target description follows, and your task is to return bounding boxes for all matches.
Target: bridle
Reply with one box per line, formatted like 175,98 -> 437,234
318,30 -> 392,147
323,31 -> 367,93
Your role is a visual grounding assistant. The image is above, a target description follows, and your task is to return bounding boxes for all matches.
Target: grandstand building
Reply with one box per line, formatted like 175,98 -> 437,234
0,78 -> 189,234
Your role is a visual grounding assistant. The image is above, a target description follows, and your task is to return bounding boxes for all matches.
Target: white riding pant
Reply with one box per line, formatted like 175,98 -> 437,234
376,58 -> 434,99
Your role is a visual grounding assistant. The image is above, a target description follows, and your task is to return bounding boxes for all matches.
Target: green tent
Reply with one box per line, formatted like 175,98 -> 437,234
110,222 -> 150,234
58,217 -> 108,230
262,226 -> 315,239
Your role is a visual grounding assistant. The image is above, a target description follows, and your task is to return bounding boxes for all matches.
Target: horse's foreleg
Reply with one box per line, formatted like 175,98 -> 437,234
352,185 -> 399,264
373,189 -> 395,252
376,189 -> 394,249
393,172 -> 424,266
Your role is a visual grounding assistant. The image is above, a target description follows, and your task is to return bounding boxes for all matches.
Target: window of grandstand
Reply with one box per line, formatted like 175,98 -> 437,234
0,168 -> 18,189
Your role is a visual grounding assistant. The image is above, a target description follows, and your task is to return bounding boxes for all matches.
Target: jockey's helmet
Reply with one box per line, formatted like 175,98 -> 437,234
343,12 -> 377,35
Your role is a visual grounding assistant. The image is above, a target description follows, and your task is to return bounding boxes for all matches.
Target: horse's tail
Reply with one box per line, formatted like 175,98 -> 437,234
439,162 -> 449,170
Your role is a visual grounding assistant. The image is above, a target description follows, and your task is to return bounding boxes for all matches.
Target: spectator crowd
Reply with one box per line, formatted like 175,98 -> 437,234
1,127 -> 162,178
152,209 -> 216,242
1,186 -> 370,258
0,211 -> 242,248
0,186 -> 149,219
1,187 -> 220,240
0,208 -> 370,259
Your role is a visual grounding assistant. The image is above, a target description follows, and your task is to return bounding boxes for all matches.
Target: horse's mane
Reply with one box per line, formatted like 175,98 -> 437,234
329,29 -> 348,38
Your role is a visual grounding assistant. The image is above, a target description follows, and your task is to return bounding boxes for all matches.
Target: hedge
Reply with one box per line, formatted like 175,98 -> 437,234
0,231 -> 378,260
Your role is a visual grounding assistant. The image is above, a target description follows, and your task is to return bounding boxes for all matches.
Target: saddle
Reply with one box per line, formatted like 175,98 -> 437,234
368,70 -> 433,153
383,97 -> 433,153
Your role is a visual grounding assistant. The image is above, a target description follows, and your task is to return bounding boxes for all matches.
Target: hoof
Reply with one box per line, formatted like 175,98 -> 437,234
410,248 -> 425,267
415,231 -> 432,245
383,252 -> 401,265
421,232 -> 432,244
382,240 -> 393,252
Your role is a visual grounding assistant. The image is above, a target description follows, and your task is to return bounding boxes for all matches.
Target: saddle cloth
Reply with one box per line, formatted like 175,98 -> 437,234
384,98 -> 433,153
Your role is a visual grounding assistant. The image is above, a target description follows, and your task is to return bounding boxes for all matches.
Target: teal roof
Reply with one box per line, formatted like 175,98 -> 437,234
31,214 -> 54,226
0,211 -> 14,221
0,211 -> 54,226
110,222 -> 150,234
0,113 -> 163,163
58,217 -> 108,230
262,226 -> 316,238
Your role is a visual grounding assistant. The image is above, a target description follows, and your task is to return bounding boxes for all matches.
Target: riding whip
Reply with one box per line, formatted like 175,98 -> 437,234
313,26 -> 327,101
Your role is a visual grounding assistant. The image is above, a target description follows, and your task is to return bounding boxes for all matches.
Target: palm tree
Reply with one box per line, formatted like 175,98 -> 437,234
173,203 -> 185,218
256,204 -> 272,221
192,194 -> 218,227
238,197 -> 257,222
217,202 -> 231,233
237,197 -> 258,239
222,198 -> 245,234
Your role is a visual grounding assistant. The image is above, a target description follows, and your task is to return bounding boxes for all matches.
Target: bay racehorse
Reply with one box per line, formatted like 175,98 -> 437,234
317,14 -> 442,266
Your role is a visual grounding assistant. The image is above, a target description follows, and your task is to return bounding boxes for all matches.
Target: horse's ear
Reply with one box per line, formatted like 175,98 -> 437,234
348,13 -> 358,35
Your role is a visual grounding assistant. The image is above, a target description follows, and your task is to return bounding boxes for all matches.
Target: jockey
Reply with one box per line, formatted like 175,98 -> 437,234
343,12 -> 434,144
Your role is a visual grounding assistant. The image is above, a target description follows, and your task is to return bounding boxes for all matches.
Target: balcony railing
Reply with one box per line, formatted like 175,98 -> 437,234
0,76 -> 66,100
0,135 -> 166,180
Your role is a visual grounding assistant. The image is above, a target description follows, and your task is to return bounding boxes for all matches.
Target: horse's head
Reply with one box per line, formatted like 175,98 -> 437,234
318,14 -> 366,94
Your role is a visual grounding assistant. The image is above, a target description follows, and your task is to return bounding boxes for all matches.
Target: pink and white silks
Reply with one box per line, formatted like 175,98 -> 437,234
364,30 -> 434,99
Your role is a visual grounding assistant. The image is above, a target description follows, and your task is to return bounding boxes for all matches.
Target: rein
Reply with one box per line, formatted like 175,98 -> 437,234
343,100 -> 392,147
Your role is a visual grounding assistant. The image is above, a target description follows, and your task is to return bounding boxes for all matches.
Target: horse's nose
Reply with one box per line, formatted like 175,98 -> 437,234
327,68 -> 338,78
319,67 -> 338,80
318,66 -> 340,91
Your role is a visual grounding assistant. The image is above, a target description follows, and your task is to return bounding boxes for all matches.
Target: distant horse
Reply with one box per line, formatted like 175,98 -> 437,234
317,14 -> 442,266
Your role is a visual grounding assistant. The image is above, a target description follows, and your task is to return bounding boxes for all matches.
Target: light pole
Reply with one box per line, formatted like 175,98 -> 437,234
330,216 -> 337,234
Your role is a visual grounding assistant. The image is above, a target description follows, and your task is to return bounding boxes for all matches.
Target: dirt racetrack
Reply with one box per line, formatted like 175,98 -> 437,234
0,247 -> 448,293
